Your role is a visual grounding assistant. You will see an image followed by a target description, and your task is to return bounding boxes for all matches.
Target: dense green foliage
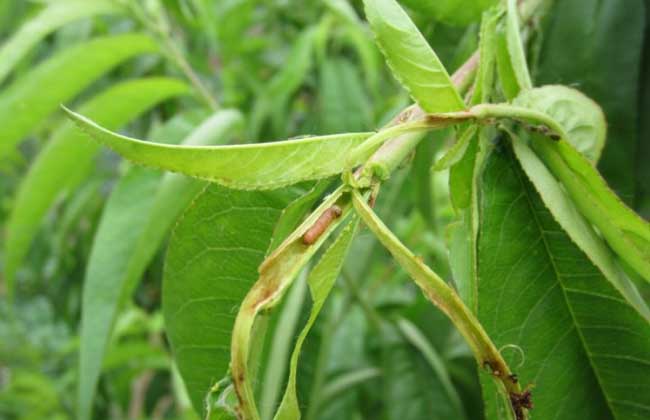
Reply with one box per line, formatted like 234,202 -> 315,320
1,1 -> 649,420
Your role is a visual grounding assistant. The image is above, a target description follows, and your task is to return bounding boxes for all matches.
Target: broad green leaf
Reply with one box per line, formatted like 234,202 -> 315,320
513,85 -> 606,163
78,110 -> 243,420
477,143 -> 650,419
0,33 -> 158,160
511,134 -> 650,319
362,0 -> 465,113
4,77 -> 188,300
530,134 -> 650,282
274,218 -> 359,420
163,185 -> 301,415
63,108 -> 375,190
497,0 -> 533,99
0,0 -> 121,85
535,0 -> 645,201
398,0 -> 497,26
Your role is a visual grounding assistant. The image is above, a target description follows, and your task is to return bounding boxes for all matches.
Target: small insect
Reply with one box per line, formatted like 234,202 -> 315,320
302,205 -> 342,245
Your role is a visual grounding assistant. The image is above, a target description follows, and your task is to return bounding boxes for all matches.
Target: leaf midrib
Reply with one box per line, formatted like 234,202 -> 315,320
514,156 -> 615,418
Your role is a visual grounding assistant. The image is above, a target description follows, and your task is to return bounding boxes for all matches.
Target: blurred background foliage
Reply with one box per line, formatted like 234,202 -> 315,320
0,0 -> 648,419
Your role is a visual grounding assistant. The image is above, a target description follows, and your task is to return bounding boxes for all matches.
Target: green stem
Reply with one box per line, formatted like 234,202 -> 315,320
351,191 -> 527,419
126,0 -> 219,111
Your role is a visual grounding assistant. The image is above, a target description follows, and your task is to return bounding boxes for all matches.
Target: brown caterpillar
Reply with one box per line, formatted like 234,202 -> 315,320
302,205 -> 342,245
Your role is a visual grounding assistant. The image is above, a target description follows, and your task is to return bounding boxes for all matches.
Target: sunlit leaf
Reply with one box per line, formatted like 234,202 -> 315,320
0,0 -> 121,85
78,110 -> 243,420
362,0 -> 465,113
63,108 -> 375,190
0,33 -> 158,160
4,77 -> 188,299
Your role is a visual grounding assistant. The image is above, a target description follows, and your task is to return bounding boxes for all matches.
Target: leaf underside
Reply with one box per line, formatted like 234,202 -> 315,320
64,108 -> 375,190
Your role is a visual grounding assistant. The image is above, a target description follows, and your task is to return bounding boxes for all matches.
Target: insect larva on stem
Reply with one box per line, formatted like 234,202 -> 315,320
302,205 -> 342,245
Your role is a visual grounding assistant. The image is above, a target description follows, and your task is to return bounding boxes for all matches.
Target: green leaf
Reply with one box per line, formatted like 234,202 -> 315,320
318,58 -> 372,134
381,320 -> 465,420
510,134 -> 650,319
274,218 -> 358,420
0,33 -> 158,160
513,85 -> 606,163
0,0 -> 121,85
449,130 -> 479,210
63,108 -> 375,190
78,110 -> 243,420
250,27 -> 317,138
259,269 -> 309,420
231,188 -> 352,420
497,0 -> 533,99
163,185 -> 301,416
530,134 -> 650,283
433,126 -> 477,171
362,0 -> 465,113
398,0 -> 498,26
4,77 -> 189,300
535,0 -> 645,202
477,143 -> 650,419
352,191 -> 523,415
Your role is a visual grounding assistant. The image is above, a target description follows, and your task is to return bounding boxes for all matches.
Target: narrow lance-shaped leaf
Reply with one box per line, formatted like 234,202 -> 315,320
4,77 -> 189,300
0,0 -> 121,85
497,0 -> 533,99
63,108 -> 375,190
506,87 -> 650,281
78,110 -> 243,420
381,319 -> 467,420
477,142 -> 650,419
0,33 -> 158,160
274,218 -> 359,420
532,134 -> 650,282
231,188 -> 353,420
250,26 -> 317,138
361,0 -> 465,113
163,185 -> 302,416
510,133 -> 650,320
